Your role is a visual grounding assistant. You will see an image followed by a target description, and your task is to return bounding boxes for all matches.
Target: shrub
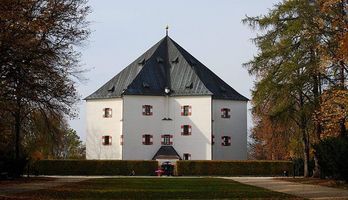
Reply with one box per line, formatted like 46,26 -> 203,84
176,160 -> 292,176
0,150 -> 29,178
314,136 -> 348,181
292,158 -> 315,177
32,160 -> 158,176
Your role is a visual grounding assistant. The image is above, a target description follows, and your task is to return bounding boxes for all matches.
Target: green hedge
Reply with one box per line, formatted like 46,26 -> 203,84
32,160 -> 158,176
176,160 -> 293,176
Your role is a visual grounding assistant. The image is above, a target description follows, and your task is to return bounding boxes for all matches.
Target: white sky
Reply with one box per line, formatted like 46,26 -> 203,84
70,0 -> 282,141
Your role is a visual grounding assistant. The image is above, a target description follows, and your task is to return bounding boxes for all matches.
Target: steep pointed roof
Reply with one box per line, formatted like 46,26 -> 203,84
85,36 -> 248,101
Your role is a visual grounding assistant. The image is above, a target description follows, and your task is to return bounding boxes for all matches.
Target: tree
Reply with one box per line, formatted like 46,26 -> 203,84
249,106 -> 301,160
0,0 -> 90,161
23,111 -> 85,159
243,0 -> 322,177
315,0 -> 348,137
244,0 -> 347,177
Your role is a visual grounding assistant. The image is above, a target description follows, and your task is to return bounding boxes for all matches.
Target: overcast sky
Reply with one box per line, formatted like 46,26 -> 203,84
70,0 -> 282,141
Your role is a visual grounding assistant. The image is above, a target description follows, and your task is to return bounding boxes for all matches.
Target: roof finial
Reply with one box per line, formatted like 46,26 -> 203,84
166,25 -> 169,36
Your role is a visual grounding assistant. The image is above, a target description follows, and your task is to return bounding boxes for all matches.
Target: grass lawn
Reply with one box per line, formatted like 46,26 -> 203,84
8,178 -> 302,200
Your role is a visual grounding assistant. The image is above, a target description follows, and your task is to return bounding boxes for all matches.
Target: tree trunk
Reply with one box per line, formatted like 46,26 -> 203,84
339,60 -> 346,136
302,129 -> 310,177
14,107 -> 21,160
312,75 -> 322,178
14,92 -> 22,160
299,92 -> 310,177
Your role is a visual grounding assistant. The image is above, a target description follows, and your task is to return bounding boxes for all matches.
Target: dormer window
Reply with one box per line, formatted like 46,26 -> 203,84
181,105 -> 192,116
103,108 -> 112,118
181,125 -> 192,136
142,82 -> 150,89
142,105 -> 153,116
221,108 -> 231,118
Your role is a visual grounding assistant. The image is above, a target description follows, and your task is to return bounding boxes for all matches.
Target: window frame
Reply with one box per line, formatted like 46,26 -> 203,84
142,105 -> 153,116
161,134 -> 173,145
102,135 -> 112,145
142,134 -> 153,145
221,108 -> 231,118
181,125 -> 192,136
181,105 -> 192,116
183,153 -> 191,160
221,136 -> 231,146
103,108 -> 112,118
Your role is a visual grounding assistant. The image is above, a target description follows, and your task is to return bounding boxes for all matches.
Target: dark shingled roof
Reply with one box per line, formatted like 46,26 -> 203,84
152,146 -> 181,160
85,36 -> 248,101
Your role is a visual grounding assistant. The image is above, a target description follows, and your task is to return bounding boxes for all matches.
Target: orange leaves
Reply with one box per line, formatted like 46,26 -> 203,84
316,89 -> 348,138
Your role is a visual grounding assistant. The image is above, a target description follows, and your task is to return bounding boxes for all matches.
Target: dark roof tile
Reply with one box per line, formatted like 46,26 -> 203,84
85,36 -> 248,101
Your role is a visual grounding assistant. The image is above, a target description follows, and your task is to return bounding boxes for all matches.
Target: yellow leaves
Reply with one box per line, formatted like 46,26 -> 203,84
340,32 -> 348,61
316,89 -> 348,138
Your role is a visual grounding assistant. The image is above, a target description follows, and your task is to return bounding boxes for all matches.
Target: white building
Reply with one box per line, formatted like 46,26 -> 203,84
85,35 -> 248,161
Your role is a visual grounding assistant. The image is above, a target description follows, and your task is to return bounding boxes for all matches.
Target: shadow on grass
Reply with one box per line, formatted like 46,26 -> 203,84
9,178 -> 303,200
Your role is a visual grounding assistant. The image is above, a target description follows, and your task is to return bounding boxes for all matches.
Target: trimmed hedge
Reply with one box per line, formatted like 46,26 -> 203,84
32,160 -> 158,176
314,136 -> 348,181
176,160 -> 293,176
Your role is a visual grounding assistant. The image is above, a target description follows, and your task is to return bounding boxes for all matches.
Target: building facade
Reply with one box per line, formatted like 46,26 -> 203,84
85,36 -> 248,161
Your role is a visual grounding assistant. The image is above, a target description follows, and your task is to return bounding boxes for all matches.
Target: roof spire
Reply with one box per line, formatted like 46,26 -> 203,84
165,25 -> 169,36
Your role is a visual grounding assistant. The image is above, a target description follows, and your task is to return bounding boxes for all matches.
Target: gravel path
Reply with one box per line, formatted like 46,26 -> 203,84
224,177 -> 348,200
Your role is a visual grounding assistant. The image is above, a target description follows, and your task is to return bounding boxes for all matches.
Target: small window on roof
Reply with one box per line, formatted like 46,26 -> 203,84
156,57 -> 164,63
172,57 -> 179,64
138,58 -> 146,65
108,86 -> 115,92
189,59 -> 196,66
220,86 -> 227,93
142,82 -> 150,88
185,82 -> 193,89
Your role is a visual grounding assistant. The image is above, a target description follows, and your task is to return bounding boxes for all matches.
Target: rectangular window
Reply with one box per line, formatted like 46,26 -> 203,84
212,135 -> 215,145
183,153 -> 191,160
221,136 -> 231,146
161,134 -> 173,145
142,134 -> 153,145
181,125 -> 192,136
120,135 -> 123,145
181,105 -> 192,116
103,108 -> 112,118
221,108 -> 231,118
102,135 -> 112,145
142,105 -> 153,116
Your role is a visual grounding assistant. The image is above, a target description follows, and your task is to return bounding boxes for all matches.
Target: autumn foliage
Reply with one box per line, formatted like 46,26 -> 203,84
245,0 -> 347,177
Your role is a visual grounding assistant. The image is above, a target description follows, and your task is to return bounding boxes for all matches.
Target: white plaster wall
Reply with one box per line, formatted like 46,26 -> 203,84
122,95 -> 165,160
212,100 -> 247,160
86,98 -> 123,159
122,95 -> 212,160
170,96 -> 212,160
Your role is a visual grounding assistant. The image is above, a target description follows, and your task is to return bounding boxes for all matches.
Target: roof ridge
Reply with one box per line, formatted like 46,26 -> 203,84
166,37 -> 212,95
168,37 -> 248,101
